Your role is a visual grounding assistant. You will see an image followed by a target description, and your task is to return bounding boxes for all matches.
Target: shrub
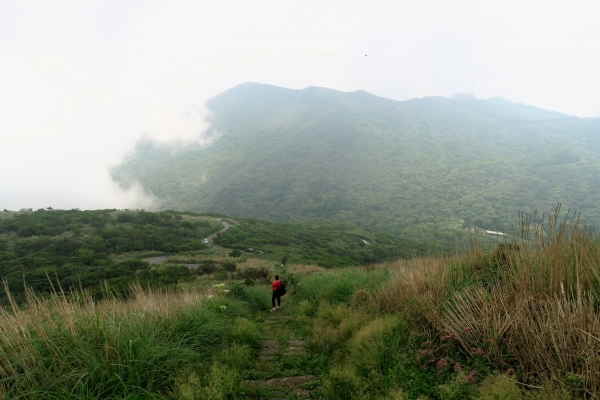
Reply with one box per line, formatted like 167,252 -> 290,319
308,302 -> 368,357
172,364 -> 239,400
349,317 -> 400,379
220,261 -> 237,272
230,318 -> 261,347
476,374 -> 522,400
213,271 -> 228,281
320,367 -> 366,400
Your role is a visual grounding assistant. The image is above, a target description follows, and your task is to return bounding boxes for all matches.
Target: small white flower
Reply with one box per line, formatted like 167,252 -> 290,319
223,290 -> 230,294
207,295 -> 215,299
220,305 -> 227,311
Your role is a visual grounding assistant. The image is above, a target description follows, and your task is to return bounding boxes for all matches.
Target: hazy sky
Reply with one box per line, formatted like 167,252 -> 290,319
1,0 -> 599,210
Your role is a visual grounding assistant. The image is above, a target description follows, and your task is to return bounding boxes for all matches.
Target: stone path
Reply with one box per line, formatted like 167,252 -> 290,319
246,375 -> 318,398
245,313 -> 317,399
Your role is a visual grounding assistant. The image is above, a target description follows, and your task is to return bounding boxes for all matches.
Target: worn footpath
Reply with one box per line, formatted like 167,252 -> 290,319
243,311 -> 320,399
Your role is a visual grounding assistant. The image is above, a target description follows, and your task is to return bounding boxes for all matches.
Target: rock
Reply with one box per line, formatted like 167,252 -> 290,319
246,375 -> 318,389
258,348 -> 277,356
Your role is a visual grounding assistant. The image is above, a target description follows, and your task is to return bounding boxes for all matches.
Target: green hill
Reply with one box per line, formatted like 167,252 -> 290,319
112,83 -> 600,240
0,209 -> 427,302
0,209 -> 222,301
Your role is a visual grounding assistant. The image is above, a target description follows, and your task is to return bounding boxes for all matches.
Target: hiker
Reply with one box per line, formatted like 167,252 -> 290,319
271,274 -> 283,312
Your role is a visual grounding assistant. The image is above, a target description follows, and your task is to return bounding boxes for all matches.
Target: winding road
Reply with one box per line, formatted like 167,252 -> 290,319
145,219 -> 232,268
205,220 -> 232,247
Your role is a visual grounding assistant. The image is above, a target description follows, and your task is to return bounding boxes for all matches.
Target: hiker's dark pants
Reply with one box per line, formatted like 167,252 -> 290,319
272,290 -> 281,307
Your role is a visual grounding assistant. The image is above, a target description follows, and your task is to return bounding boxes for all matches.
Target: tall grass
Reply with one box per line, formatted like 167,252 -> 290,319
296,269 -> 391,303
0,283 -> 233,399
373,209 -> 600,395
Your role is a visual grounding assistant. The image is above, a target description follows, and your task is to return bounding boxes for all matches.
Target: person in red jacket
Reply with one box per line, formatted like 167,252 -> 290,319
271,275 -> 283,312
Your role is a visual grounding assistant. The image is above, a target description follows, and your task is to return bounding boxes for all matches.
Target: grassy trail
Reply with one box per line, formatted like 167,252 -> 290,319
242,299 -> 322,399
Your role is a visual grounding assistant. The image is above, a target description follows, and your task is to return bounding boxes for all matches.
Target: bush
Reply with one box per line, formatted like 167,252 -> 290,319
220,261 -> 237,272
117,213 -> 134,223
229,249 -> 242,258
320,367 -> 366,400
476,374 -> 522,400
349,317 -> 403,381
241,266 -> 271,285
229,318 -> 261,347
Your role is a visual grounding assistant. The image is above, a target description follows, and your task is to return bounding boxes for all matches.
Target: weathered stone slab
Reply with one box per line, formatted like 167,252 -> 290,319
246,375 -> 318,389
258,348 -> 277,356
282,349 -> 307,356
260,340 -> 278,347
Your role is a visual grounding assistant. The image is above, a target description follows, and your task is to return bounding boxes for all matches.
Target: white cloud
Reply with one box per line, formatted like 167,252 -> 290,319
1,0 -> 599,209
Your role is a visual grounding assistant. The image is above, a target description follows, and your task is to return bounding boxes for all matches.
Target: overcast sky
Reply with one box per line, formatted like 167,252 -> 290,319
1,0 -> 599,210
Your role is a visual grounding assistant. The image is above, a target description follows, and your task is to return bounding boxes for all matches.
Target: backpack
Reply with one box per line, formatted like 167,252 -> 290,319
280,283 -> 287,296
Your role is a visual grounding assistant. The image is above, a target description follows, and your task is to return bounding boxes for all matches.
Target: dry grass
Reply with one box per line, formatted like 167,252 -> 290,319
371,209 -> 600,395
0,282 -> 227,398
285,263 -> 325,275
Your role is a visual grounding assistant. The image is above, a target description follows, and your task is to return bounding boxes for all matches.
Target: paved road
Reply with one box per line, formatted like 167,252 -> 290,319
206,220 -> 231,247
146,256 -> 169,264
145,220 -> 231,267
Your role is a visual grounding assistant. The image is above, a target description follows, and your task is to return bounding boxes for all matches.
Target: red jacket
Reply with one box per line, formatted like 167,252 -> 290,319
272,280 -> 283,291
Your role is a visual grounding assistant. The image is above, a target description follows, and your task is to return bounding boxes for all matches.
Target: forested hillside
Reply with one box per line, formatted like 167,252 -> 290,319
0,209 -> 222,300
212,217 -> 429,268
0,209 -> 427,301
112,83 -> 600,240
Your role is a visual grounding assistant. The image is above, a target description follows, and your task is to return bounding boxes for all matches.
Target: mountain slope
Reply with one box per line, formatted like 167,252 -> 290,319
112,83 -> 600,240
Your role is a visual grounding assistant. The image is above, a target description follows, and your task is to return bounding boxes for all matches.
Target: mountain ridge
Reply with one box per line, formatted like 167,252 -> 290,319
113,83 -> 600,242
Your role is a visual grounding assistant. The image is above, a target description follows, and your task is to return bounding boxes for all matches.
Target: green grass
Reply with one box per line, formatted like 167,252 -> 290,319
295,269 -> 391,303
0,284 -> 258,399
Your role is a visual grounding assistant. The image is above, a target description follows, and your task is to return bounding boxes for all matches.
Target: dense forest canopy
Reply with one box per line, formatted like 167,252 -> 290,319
112,83 -> 600,241
0,209 -> 222,300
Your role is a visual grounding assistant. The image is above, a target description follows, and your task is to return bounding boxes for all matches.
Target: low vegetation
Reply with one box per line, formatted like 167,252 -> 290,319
0,209 -> 222,302
292,209 -> 600,398
0,208 -> 598,398
0,209 -> 433,304
213,217 -> 430,267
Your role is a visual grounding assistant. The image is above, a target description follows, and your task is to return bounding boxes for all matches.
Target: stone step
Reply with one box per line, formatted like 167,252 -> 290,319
246,375 -> 318,390
282,349 -> 306,356
260,340 -> 278,348
265,316 -> 292,322
263,329 -> 294,337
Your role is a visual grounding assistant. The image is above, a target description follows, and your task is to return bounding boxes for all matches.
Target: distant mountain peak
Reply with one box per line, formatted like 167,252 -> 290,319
452,93 -> 574,121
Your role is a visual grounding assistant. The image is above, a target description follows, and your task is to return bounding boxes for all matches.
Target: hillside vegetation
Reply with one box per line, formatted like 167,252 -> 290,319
0,209 -> 222,300
0,210 -> 597,398
0,209 -> 426,302
212,217 -> 429,268
113,83 -> 600,241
